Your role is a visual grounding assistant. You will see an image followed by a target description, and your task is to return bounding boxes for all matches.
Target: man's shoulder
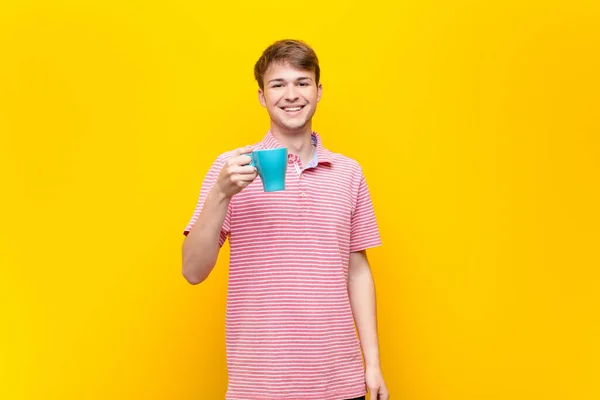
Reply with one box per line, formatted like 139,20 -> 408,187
211,142 -> 262,165
327,151 -> 364,174
213,149 -> 237,164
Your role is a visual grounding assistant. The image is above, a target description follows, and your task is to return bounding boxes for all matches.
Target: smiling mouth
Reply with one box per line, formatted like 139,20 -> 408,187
280,105 -> 305,113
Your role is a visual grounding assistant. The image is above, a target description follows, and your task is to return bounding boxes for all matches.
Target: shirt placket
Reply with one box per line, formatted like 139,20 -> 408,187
289,154 -> 310,231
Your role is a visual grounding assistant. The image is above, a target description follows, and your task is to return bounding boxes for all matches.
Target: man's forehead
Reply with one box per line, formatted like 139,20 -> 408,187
265,62 -> 315,80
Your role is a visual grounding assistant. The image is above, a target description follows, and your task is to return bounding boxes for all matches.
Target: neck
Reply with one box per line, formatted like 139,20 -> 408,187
270,123 -> 315,166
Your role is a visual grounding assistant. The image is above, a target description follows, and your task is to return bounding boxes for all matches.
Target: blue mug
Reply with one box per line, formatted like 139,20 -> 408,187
247,147 -> 288,192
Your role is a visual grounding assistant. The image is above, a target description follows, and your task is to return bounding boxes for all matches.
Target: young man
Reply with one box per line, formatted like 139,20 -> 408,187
182,39 -> 389,400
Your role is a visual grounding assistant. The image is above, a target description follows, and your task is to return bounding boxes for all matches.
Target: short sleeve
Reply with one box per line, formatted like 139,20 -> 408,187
183,155 -> 232,247
349,173 -> 382,252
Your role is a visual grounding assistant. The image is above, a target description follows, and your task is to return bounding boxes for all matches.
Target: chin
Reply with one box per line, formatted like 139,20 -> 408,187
273,118 -> 308,132
282,121 -> 308,131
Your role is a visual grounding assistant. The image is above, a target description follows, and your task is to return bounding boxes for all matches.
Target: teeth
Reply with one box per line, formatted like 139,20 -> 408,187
284,107 -> 302,112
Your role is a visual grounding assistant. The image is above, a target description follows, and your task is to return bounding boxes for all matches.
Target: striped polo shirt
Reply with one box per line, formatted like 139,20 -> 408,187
184,131 -> 382,400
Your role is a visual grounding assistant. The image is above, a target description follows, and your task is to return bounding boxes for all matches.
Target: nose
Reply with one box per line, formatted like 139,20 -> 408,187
284,84 -> 299,101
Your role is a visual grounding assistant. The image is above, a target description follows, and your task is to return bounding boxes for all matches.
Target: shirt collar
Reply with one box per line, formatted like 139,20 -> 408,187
259,131 -> 333,165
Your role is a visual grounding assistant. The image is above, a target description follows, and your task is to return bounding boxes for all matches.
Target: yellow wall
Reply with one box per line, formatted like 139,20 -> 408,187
1,0 -> 599,399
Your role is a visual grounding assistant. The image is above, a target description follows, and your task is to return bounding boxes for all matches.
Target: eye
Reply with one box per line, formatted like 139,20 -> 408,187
272,84 -> 283,88
298,82 -> 309,87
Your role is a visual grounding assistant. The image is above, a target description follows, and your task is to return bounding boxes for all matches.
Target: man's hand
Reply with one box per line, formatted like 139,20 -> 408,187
366,365 -> 389,400
214,146 -> 258,199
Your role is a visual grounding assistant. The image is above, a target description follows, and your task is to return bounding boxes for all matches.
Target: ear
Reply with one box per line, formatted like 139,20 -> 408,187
316,83 -> 323,103
258,88 -> 266,108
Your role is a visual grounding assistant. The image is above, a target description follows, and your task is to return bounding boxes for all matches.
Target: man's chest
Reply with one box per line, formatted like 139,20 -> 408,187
230,167 -> 355,237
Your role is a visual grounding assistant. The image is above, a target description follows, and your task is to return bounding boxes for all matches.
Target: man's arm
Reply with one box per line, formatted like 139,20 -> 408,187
181,146 -> 257,285
348,250 -> 389,400
182,188 -> 231,284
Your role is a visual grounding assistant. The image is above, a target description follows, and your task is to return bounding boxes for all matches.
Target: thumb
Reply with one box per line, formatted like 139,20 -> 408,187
234,145 -> 253,156
241,145 -> 254,154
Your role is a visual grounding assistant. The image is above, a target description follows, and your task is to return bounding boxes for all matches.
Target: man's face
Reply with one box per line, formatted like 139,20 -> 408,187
259,62 -> 322,132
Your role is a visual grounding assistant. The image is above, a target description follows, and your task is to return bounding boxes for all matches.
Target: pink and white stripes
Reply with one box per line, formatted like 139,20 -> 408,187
184,131 -> 381,400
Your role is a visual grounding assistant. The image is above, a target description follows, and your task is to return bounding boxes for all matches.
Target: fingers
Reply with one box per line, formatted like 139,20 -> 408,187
379,386 -> 390,400
232,165 -> 257,175
237,171 -> 258,183
233,145 -> 254,156
228,153 -> 253,168
216,146 -> 259,197
225,164 -> 257,185
369,385 -> 389,400
368,385 -> 380,400
232,145 -> 255,164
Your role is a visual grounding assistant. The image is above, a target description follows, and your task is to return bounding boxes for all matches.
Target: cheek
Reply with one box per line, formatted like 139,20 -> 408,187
303,88 -> 318,101
265,94 -> 281,108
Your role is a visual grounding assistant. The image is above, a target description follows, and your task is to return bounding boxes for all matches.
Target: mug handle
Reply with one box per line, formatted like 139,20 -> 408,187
242,152 -> 255,167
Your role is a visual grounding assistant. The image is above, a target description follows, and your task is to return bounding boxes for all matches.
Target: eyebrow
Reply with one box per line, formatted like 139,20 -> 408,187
268,77 -> 313,84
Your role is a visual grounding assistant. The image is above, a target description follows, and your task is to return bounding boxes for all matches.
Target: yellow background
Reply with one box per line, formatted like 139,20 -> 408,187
1,0 -> 599,399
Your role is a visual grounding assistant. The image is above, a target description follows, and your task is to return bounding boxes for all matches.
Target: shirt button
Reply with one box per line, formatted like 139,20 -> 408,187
300,192 -> 306,197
